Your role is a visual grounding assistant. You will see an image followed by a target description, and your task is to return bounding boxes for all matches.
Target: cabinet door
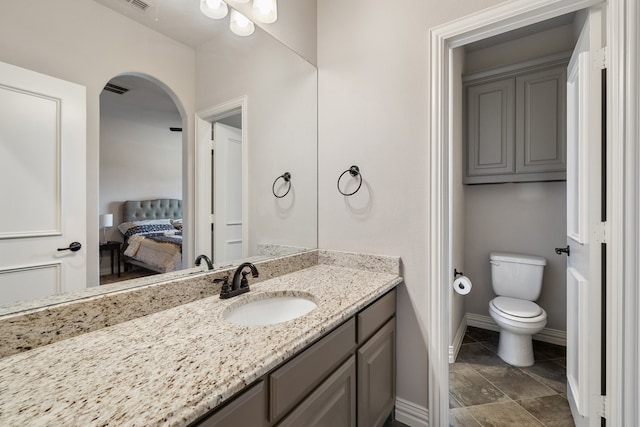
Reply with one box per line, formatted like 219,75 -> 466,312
516,66 -> 567,174
357,318 -> 396,427
465,78 -> 515,180
195,381 -> 267,427
277,356 -> 356,427
270,318 -> 356,422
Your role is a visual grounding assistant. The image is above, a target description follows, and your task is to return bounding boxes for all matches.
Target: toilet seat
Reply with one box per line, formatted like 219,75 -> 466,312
491,296 -> 542,318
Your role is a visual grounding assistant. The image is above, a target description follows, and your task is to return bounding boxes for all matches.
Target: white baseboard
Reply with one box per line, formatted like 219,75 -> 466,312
449,316 -> 467,363
395,397 -> 429,427
466,313 -> 567,346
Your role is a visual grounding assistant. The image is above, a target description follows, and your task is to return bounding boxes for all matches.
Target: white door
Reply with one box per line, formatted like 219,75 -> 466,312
565,7 -> 606,426
213,123 -> 243,263
0,61 -> 86,305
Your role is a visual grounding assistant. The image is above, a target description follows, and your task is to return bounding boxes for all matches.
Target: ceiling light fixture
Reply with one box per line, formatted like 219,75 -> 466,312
229,9 -> 255,36
252,0 -> 277,24
200,0 -> 228,19
200,0 -> 277,37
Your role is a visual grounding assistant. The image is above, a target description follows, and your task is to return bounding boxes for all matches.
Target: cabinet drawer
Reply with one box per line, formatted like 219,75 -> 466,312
194,381 -> 267,427
270,318 -> 356,422
277,356 -> 356,427
357,289 -> 396,344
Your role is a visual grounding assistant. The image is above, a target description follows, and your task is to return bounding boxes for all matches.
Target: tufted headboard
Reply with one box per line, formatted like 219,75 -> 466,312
122,199 -> 182,222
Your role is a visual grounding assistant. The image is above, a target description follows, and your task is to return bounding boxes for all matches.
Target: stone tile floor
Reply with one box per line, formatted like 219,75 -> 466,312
450,326 -> 573,426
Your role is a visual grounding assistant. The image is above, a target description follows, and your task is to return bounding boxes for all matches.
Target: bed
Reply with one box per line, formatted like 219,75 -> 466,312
119,199 -> 183,274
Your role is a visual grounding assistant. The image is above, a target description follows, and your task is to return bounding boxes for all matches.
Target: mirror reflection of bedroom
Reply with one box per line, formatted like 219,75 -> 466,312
99,75 -> 184,285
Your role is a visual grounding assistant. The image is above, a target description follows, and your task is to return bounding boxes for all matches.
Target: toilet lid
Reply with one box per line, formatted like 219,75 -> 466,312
492,296 -> 542,318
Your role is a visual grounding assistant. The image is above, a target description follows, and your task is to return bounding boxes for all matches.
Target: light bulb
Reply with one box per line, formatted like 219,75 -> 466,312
252,0 -> 277,24
200,0 -> 228,20
230,9 -> 255,36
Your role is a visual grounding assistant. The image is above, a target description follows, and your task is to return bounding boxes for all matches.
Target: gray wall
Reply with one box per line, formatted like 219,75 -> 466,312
464,182 -> 567,330
451,47 -> 467,345
317,0 -> 508,412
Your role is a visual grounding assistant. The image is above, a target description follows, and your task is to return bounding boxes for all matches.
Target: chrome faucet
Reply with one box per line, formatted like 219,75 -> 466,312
195,254 -> 214,270
220,262 -> 259,299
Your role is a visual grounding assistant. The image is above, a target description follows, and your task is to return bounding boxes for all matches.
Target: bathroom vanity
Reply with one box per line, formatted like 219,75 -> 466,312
195,288 -> 396,427
0,250 -> 401,426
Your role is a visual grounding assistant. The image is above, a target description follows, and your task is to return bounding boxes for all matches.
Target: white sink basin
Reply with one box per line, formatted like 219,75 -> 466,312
223,292 -> 317,326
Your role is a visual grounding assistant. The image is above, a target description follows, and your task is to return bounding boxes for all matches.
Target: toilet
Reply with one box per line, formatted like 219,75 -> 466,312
488,252 -> 547,367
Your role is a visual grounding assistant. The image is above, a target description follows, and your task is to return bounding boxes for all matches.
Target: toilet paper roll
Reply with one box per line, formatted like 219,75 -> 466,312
453,276 -> 472,295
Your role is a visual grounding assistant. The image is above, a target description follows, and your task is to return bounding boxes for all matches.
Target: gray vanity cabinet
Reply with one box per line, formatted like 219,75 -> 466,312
277,356 -> 357,427
269,318 -> 357,422
356,289 -> 396,427
357,319 -> 396,427
196,381 -> 268,427
191,288 -> 396,427
464,58 -> 568,184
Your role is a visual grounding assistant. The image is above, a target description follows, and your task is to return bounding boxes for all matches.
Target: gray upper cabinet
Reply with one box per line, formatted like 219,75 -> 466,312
516,67 -> 567,176
464,55 -> 568,184
466,78 -> 516,179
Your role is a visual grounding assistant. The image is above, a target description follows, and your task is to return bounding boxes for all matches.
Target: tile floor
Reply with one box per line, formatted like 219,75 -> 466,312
450,326 -> 573,426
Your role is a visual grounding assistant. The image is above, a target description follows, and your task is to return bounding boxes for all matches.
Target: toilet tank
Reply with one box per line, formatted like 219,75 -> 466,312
490,252 -> 547,301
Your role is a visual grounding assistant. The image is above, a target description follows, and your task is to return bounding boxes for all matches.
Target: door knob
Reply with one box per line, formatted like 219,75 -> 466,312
555,246 -> 570,256
58,242 -> 82,252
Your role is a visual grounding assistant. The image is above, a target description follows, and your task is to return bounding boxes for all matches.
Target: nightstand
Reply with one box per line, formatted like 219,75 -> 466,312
99,241 -> 121,277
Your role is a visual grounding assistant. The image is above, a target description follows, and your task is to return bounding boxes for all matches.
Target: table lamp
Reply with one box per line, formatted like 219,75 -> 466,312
99,213 -> 113,244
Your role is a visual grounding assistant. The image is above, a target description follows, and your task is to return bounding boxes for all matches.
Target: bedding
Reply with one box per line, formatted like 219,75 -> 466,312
120,199 -> 183,274
123,232 -> 182,273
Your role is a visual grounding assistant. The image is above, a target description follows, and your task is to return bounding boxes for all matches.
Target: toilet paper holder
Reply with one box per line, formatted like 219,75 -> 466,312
454,268 -> 464,277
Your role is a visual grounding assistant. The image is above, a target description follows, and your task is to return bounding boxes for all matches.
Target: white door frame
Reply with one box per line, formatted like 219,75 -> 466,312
427,0 -> 639,425
195,96 -> 249,261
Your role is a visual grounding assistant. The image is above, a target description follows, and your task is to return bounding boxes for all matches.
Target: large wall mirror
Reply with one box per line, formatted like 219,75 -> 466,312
0,0 -> 317,314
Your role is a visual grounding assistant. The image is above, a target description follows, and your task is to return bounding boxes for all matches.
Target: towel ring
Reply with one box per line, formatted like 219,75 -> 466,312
337,165 -> 363,196
272,172 -> 292,198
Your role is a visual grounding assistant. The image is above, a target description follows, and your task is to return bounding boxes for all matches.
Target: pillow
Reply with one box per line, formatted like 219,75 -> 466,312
122,223 -> 177,239
170,219 -> 183,230
118,219 -> 173,236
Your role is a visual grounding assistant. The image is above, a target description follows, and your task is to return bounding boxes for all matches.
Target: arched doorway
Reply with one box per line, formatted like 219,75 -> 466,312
98,74 -> 185,284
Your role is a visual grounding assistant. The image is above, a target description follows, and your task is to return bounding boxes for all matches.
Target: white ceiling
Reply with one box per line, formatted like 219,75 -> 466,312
93,0 -> 319,64
102,75 -> 179,114
465,12 -> 577,52
93,0 -> 231,48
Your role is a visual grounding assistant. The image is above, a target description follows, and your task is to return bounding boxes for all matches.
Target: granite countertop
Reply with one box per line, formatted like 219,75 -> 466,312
0,263 -> 401,426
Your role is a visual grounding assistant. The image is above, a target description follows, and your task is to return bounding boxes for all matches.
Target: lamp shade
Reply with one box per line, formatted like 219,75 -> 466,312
230,10 -> 255,36
99,213 -> 113,228
252,0 -> 277,24
200,0 -> 229,19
